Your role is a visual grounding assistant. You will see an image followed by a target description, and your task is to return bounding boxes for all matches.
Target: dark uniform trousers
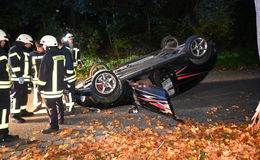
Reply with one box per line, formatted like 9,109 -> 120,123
0,89 -> 10,136
10,82 -> 28,118
64,81 -> 76,111
45,98 -> 64,129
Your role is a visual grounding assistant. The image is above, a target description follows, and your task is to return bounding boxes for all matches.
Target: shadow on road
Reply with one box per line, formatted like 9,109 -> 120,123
171,77 -> 260,124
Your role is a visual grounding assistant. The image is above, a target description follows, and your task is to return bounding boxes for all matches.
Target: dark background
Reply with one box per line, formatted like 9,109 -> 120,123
0,0 -> 257,59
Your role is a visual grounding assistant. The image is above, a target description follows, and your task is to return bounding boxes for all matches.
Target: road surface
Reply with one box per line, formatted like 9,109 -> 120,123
2,69 -> 260,158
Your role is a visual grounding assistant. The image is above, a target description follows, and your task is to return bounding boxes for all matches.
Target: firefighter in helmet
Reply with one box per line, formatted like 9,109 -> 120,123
8,34 -> 34,123
0,29 -> 19,142
38,35 -> 66,134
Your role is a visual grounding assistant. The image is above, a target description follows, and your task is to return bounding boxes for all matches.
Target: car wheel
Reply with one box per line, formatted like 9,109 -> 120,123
90,70 -> 123,104
161,35 -> 178,49
149,69 -> 177,97
185,35 -> 211,65
89,63 -> 109,77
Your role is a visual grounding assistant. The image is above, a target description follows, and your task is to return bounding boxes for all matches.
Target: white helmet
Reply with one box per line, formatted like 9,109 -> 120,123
40,35 -> 58,47
0,29 -> 9,41
65,33 -> 74,40
16,34 -> 33,44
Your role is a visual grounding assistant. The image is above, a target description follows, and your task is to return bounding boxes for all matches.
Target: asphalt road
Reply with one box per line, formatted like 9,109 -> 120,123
4,69 -> 260,149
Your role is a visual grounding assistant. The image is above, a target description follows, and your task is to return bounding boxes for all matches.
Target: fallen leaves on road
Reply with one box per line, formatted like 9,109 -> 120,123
2,121 -> 259,160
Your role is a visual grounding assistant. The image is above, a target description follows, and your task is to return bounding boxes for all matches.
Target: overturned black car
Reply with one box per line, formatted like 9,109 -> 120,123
75,35 -> 217,108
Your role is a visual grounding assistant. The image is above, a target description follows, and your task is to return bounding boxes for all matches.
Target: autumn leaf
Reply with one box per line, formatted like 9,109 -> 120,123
211,107 -> 218,112
59,128 -> 73,137
30,137 -> 36,141
0,146 -> 11,153
231,105 -> 240,109
32,130 -> 40,135
59,144 -> 69,150
80,120 -> 87,124
103,110 -> 115,114
82,108 -> 90,113
87,126 -> 95,131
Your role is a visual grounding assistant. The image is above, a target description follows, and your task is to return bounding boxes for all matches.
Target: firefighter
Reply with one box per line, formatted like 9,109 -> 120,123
58,38 -> 76,114
0,29 -> 19,142
30,41 -> 45,111
64,33 -> 80,67
9,34 -> 34,123
38,35 -> 66,134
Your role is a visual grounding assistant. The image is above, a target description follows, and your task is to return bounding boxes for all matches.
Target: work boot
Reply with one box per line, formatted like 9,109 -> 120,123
64,107 -> 75,116
0,134 -> 19,143
11,117 -> 25,123
42,127 -> 59,134
21,110 -> 34,117
128,106 -> 139,113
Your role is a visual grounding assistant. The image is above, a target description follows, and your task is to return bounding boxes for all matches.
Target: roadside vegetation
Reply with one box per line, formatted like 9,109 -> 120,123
76,51 -> 260,78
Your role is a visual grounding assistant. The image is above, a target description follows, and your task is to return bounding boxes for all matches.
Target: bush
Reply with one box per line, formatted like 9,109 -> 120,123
216,51 -> 260,70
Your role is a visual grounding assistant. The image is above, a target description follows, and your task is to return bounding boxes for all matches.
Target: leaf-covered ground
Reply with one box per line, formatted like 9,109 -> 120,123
1,118 -> 259,160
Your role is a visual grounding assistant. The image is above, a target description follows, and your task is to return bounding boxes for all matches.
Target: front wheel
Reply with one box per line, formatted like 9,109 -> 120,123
90,70 -> 123,104
185,35 -> 211,65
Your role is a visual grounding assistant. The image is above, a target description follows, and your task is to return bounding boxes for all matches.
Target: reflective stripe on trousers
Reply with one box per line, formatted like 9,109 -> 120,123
0,109 -> 8,130
10,82 -> 28,116
65,92 -> 75,111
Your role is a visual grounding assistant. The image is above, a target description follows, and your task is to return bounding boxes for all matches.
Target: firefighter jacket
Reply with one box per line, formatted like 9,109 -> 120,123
65,44 -> 80,67
60,46 -> 76,84
30,51 -> 45,84
0,47 -> 11,89
8,41 -> 32,82
38,47 -> 66,99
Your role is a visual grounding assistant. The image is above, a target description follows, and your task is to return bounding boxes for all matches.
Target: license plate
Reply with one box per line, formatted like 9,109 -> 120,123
162,78 -> 175,96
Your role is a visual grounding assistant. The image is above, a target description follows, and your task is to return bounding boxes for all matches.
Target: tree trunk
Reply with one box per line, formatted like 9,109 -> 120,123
255,0 -> 260,59
114,46 -> 120,58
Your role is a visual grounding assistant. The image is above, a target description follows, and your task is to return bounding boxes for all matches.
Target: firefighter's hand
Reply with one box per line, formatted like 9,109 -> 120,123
64,89 -> 69,94
18,77 -> 24,84
27,82 -> 33,94
67,84 -> 71,89
38,85 -> 43,92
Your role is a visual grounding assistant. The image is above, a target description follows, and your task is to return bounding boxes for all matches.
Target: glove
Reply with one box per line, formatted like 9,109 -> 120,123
18,77 -> 24,84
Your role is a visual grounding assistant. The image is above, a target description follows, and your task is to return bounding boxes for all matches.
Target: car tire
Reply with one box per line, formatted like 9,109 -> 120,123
90,70 -> 123,104
161,35 -> 178,49
149,69 -> 177,97
185,35 -> 211,65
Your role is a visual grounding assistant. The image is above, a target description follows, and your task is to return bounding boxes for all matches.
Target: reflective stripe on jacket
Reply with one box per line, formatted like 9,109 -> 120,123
0,48 -> 11,89
8,42 -> 32,82
38,47 -> 66,99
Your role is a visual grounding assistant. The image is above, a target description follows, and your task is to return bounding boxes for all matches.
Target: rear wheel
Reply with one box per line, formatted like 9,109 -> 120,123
89,63 -> 109,77
185,35 -> 211,65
